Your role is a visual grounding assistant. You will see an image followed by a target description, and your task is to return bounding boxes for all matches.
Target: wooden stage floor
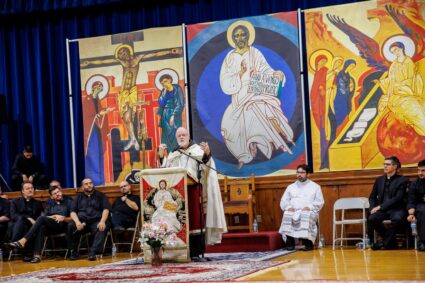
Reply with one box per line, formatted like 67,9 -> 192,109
1,247 -> 424,281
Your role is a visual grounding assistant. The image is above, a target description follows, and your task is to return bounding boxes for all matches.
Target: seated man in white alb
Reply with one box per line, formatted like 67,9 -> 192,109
279,164 -> 324,250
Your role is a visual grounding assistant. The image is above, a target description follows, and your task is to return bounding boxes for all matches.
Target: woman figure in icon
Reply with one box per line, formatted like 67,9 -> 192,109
84,76 -> 114,185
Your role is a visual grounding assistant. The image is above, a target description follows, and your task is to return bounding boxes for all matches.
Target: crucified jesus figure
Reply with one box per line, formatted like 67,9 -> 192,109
81,44 -> 182,151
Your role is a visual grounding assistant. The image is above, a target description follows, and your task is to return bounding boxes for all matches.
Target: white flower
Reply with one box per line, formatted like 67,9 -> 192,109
139,222 -> 177,248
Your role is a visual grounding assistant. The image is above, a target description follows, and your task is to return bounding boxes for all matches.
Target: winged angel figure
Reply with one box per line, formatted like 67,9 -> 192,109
327,5 -> 425,136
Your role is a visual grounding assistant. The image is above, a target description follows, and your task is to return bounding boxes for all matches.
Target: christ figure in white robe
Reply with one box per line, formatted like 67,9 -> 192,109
220,23 -> 295,168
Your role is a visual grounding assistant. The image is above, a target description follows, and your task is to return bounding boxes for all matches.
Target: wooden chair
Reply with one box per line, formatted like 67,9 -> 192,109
222,174 -> 256,232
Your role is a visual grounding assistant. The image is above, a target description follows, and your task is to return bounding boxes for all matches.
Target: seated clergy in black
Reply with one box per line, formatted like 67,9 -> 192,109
67,178 -> 111,261
407,159 -> 425,251
11,145 -> 48,191
111,181 -> 140,230
368,156 -> 409,250
6,180 -> 72,263
0,190 -> 10,247
9,182 -> 42,261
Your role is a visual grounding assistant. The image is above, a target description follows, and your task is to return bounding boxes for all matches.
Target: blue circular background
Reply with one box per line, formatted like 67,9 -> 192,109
197,46 -> 297,142
189,15 -> 305,176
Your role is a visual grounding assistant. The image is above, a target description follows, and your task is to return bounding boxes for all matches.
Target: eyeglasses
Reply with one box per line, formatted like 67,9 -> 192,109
296,171 -> 307,174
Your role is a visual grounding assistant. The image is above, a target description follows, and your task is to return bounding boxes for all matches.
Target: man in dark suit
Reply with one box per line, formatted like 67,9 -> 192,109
407,159 -> 425,251
6,181 -> 73,263
11,145 -> 48,191
9,182 -> 43,261
368,156 -> 409,250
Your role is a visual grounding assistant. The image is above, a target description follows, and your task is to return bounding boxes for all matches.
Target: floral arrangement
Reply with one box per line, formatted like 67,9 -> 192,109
140,221 -> 177,248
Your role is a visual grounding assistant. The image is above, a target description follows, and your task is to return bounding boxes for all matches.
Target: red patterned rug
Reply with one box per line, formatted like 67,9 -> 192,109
1,259 -> 289,282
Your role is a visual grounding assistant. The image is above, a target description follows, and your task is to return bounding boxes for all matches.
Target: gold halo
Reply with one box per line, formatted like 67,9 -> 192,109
226,20 -> 256,48
85,74 -> 109,100
382,35 -> 415,62
114,44 -> 134,58
309,49 -> 333,72
155,68 -> 179,91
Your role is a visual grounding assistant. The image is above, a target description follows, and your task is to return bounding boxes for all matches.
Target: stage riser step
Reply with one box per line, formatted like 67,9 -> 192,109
206,231 -> 284,253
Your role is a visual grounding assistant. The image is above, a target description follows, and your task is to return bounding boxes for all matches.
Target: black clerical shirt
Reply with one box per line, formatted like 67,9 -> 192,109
71,190 -> 110,223
112,194 -> 140,220
45,196 -> 73,216
382,175 -> 395,204
12,154 -> 44,178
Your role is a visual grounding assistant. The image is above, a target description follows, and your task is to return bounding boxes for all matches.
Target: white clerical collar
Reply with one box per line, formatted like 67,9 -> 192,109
296,179 -> 310,186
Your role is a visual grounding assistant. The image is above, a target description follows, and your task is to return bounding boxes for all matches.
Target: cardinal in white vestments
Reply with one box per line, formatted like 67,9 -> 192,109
158,127 -> 227,259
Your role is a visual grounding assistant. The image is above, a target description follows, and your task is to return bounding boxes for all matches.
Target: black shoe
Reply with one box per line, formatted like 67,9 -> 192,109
371,242 -> 384,251
302,239 -> 314,251
285,236 -> 295,250
30,256 -> 41,263
302,244 -> 314,251
383,243 -> 396,250
191,256 -> 208,262
68,252 -> 80,261
88,254 -> 97,261
23,255 -> 33,262
418,242 -> 425,252
6,241 -> 24,250
381,238 -> 398,250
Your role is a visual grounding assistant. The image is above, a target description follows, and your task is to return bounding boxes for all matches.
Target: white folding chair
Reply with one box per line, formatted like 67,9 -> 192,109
414,233 -> 418,250
109,212 -> 140,253
8,249 -> 21,261
333,197 -> 369,249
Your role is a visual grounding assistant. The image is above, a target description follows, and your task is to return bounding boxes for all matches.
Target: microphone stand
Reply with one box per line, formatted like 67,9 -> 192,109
176,149 -> 223,176
0,173 -> 12,192
176,148 -> 222,261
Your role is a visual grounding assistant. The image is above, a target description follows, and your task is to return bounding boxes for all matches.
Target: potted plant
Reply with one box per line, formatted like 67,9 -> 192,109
140,221 -> 177,266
